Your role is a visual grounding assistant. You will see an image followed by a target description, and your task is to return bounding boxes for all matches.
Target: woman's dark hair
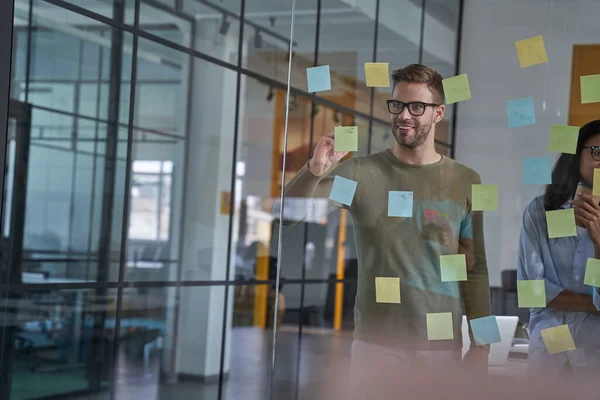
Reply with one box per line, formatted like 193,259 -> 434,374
543,119 -> 600,210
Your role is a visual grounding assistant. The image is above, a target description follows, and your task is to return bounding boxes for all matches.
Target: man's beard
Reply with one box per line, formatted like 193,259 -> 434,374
392,122 -> 432,149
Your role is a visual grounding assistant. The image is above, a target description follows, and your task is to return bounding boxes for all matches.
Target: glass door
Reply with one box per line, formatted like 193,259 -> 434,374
0,99 -> 31,399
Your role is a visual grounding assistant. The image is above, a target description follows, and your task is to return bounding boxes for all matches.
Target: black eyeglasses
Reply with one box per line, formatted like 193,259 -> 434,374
386,100 -> 439,116
583,145 -> 600,161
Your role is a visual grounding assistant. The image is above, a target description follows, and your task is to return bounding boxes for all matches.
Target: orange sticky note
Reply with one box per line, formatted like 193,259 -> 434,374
364,63 -> 390,87
594,169 -> 600,197
541,325 -> 576,354
515,35 -> 548,68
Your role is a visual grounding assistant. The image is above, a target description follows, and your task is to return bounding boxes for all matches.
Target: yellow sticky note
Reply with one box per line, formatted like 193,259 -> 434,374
584,258 -> 600,287
440,254 -> 467,282
364,62 -> 390,87
546,208 -> 576,239
426,312 -> 454,341
472,184 -> 498,211
594,169 -> 600,197
375,277 -> 401,303
580,74 -> 600,104
334,126 -> 358,152
548,124 -> 579,154
515,35 -> 548,68
517,280 -> 546,308
442,74 -> 472,105
541,325 -> 576,354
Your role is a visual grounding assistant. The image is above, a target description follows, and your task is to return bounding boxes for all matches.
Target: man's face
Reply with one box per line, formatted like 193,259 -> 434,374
389,82 -> 445,149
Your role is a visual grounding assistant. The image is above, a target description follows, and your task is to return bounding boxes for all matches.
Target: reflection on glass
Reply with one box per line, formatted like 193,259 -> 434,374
2,289 -> 118,399
242,0 -> 317,88
182,0 -> 242,64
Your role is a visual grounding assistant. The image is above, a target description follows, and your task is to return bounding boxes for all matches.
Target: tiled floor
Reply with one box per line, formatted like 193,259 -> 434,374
77,326 -> 354,400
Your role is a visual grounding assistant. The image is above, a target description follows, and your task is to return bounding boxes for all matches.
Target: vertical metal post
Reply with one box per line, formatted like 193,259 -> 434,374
90,0 -> 125,390
0,0 -> 17,397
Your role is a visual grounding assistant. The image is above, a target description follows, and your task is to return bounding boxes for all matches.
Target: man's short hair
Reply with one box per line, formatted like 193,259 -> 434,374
391,64 -> 445,104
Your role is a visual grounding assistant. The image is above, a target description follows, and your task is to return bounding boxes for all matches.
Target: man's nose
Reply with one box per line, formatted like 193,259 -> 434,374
399,107 -> 412,119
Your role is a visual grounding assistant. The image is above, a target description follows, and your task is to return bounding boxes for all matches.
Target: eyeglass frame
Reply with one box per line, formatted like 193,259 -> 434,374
385,100 -> 440,116
583,145 -> 600,161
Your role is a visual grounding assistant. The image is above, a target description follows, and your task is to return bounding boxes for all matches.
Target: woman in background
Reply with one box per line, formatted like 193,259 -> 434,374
518,120 -> 600,380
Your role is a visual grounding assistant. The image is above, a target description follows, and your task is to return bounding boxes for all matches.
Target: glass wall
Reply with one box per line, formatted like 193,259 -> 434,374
0,0 -> 460,399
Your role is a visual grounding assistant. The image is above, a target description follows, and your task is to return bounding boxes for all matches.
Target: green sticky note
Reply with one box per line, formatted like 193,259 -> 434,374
375,277 -> 401,303
546,208 -> 576,239
426,312 -> 454,341
548,124 -> 579,154
471,184 -> 498,211
541,325 -> 576,354
584,258 -> 600,287
581,74 -> 600,104
517,280 -> 546,308
334,126 -> 358,152
440,254 -> 467,282
442,73 -> 472,105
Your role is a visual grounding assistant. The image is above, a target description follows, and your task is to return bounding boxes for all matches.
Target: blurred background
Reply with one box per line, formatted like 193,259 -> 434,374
0,0 -> 599,399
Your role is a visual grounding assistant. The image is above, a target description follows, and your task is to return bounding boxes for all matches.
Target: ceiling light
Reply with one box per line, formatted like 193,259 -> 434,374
219,15 -> 230,35
254,29 -> 262,48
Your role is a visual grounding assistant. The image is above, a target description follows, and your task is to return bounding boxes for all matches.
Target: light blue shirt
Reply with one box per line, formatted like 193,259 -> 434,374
518,196 -> 600,375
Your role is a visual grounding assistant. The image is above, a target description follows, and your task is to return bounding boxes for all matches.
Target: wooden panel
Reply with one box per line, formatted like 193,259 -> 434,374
569,45 -> 600,127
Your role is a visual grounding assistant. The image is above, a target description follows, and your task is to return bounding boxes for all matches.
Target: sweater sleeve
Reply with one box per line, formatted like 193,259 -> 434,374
274,157 -> 358,227
459,171 -> 492,349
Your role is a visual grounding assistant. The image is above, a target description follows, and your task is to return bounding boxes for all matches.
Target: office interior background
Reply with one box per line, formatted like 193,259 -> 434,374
0,0 -> 599,398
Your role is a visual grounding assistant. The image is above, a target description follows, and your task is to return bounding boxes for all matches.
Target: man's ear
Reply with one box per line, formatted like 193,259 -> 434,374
434,104 -> 446,123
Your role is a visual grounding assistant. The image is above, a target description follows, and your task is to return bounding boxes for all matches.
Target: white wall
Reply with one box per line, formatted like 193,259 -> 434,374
455,0 -> 600,286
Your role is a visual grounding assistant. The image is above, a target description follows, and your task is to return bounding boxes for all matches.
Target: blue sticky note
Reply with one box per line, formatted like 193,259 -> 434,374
388,191 -> 413,217
306,65 -> 331,92
470,315 -> 502,346
523,157 -> 552,185
506,97 -> 536,128
329,176 -> 357,206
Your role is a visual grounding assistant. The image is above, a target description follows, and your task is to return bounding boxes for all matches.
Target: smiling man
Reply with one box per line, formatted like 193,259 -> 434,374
281,64 -> 491,380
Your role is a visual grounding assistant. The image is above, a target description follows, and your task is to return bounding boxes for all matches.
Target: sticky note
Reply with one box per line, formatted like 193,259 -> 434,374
580,74 -> 600,104
329,176 -> 357,206
440,254 -> 467,282
442,74 -> 472,104
506,97 -> 536,128
471,184 -> 498,211
364,62 -> 390,87
546,208 -> 576,239
523,157 -> 552,185
306,65 -> 331,92
388,191 -> 413,217
548,124 -> 579,154
584,258 -> 600,287
470,316 -> 502,346
541,325 -> 576,354
334,126 -> 358,152
594,169 -> 600,196
567,349 -> 587,367
515,35 -> 548,68
375,277 -> 401,303
517,280 -> 546,308
426,312 -> 454,341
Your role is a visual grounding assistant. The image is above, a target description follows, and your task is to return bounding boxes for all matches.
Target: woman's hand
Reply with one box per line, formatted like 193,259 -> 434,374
570,192 -> 600,246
